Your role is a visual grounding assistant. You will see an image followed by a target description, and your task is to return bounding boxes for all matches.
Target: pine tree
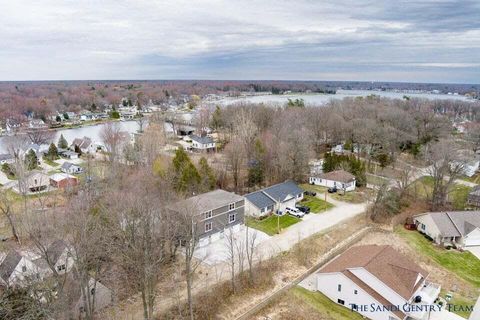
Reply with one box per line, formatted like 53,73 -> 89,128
47,143 -> 59,160
24,150 -> 38,170
172,149 -> 201,193
199,157 -> 216,190
58,134 -> 68,149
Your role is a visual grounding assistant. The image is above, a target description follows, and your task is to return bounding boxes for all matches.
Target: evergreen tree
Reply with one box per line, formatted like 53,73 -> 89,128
172,149 -> 201,193
210,106 -> 223,130
199,157 -> 216,190
55,115 -> 62,122
74,144 -> 82,156
247,140 -> 265,187
63,112 -> 69,120
58,134 -> 68,149
25,150 -> 38,170
46,143 -> 59,160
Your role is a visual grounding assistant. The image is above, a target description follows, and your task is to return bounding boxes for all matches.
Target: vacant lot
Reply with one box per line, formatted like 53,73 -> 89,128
300,195 -> 333,213
246,215 -> 301,236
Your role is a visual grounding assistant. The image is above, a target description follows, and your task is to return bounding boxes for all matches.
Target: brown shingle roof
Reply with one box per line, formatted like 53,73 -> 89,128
319,245 -> 427,300
313,169 -> 355,183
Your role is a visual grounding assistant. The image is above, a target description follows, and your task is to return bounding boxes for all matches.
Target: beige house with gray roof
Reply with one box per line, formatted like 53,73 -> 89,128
413,211 -> 480,249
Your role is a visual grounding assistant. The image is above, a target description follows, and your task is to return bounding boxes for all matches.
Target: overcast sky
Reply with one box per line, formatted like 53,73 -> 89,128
1,0 -> 479,83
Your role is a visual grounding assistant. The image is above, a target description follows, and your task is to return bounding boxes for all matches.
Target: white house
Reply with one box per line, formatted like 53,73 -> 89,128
463,159 -> 479,177
311,245 -> 440,320
413,211 -> 480,249
61,162 -> 84,174
245,181 -> 304,217
309,169 -> 356,192
0,250 -> 41,287
189,135 -> 216,152
0,153 -> 15,165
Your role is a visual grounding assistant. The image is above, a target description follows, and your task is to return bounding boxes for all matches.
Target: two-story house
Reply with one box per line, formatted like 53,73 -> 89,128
171,189 -> 245,246
311,245 -> 440,320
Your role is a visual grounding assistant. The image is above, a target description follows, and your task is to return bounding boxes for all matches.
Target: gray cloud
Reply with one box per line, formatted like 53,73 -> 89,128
0,0 -> 479,82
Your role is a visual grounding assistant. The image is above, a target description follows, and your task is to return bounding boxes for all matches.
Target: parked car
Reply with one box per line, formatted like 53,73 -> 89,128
327,186 -> 337,193
304,190 -> 317,196
296,204 -> 310,214
286,207 -> 305,218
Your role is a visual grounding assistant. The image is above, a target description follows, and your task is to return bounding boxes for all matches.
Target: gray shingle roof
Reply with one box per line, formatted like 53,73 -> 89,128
0,250 -> 22,282
245,190 -> 276,210
0,154 -> 14,161
61,162 -> 77,170
261,180 -> 303,202
172,189 -> 244,214
418,211 -> 480,237
190,135 -> 214,145
46,240 -> 67,265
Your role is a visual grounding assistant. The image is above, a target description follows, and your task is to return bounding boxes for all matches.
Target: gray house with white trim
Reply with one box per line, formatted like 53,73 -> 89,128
170,189 -> 245,246
189,135 -> 215,152
245,181 -> 304,218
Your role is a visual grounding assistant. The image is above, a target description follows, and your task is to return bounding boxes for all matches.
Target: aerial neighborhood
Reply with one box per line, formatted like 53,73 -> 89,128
1,82 -> 480,320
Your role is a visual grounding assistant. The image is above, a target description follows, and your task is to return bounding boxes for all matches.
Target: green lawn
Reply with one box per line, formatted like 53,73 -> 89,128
43,158 -> 60,167
396,227 -> 480,289
291,287 -> 364,320
460,174 -> 480,184
409,177 -> 472,210
246,215 -> 301,236
301,195 -> 333,213
300,183 -> 368,203
366,174 -> 390,186
440,289 -> 475,318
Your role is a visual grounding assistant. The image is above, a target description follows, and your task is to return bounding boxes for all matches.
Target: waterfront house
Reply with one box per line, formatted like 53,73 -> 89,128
71,137 -> 93,153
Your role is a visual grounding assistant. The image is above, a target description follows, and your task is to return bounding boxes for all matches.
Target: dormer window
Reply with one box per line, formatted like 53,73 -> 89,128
22,266 -> 27,272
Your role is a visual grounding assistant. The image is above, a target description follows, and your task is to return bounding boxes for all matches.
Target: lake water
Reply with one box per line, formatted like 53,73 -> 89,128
0,121 -> 141,153
216,89 -> 475,107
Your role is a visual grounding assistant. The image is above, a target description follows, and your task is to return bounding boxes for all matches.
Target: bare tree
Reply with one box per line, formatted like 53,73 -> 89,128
100,123 -> 126,163
0,189 -> 20,243
245,226 -> 258,284
224,138 -> 244,192
426,139 -> 466,210
25,129 -> 55,145
224,226 -> 237,293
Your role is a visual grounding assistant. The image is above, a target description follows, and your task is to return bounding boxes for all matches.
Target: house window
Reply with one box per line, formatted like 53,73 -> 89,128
22,266 -> 27,272
205,222 -> 212,232
229,213 -> 236,224
91,288 -> 95,295
421,223 -> 426,230
354,289 -> 358,295
57,264 -> 66,271
205,211 -> 212,219
229,203 -> 235,210
337,299 -> 345,305
337,284 -> 342,292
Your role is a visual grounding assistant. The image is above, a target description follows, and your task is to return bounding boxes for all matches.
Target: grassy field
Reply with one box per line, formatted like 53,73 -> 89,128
366,174 -> 390,186
439,289 -> 475,318
43,158 -> 60,167
300,183 -> 368,203
409,176 -> 472,209
246,215 -> 301,236
291,287 -> 364,320
395,227 -> 480,289
300,195 -> 333,213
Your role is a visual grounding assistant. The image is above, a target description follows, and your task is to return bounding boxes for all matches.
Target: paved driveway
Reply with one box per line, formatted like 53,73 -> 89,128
194,225 -> 270,265
466,246 -> 480,260
255,198 -> 367,260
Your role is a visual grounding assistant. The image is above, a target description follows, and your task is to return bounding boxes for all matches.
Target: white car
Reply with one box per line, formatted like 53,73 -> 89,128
286,207 -> 305,218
